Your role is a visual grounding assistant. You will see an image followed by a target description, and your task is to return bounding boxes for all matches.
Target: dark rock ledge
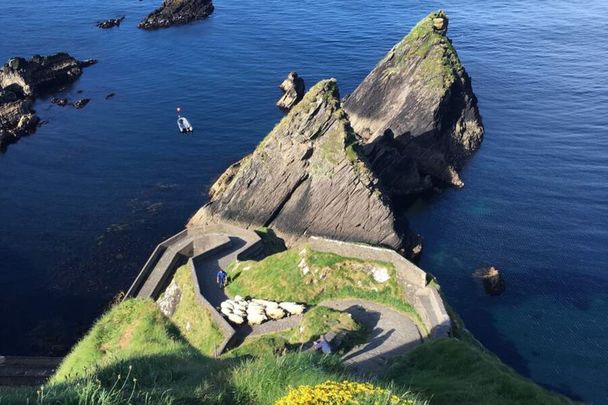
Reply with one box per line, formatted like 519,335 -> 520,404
0,53 -> 95,150
97,16 -> 125,29
138,0 -> 214,30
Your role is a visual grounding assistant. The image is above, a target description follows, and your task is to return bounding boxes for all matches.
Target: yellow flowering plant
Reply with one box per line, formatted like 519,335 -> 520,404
275,380 -> 417,405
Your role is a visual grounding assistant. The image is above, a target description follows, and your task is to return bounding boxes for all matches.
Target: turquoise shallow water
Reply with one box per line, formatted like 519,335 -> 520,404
1,0 -> 607,402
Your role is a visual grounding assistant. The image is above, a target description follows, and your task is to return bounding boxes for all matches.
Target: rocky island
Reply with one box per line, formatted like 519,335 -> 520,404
189,11 -> 484,258
189,79 -> 421,257
0,53 -> 95,150
139,0 -> 214,30
344,10 -> 484,195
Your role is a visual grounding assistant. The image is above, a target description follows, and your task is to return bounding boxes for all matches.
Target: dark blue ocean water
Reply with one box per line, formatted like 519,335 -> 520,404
1,0 -> 606,402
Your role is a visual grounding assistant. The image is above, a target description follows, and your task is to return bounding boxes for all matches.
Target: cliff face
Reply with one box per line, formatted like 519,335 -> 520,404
189,79 -> 419,256
0,53 -> 94,150
139,0 -> 214,30
344,11 -> 484,195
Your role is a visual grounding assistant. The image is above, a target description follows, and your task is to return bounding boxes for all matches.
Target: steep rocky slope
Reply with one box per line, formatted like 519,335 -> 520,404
139,0 -> 214,30
0,53 -> 95,149
189,79 -> 420,256
344,11 -> 484,195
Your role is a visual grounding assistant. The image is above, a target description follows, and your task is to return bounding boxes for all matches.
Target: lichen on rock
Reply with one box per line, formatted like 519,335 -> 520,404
189,79 -> 419,256
344,10 -> 484,195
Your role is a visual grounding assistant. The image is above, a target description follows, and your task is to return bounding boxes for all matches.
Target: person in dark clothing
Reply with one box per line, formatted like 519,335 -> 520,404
216,269 -> 228,288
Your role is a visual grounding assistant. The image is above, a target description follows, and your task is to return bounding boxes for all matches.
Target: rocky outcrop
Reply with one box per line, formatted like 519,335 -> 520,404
138,0 -> 214,30
473,266 -> 505,296
344,11 -> 484,195
97,16 -> 125,29
277,72 -> 305,112
71,98 -> 90,109
0,53 -> 95,149
189,79 -> 420,256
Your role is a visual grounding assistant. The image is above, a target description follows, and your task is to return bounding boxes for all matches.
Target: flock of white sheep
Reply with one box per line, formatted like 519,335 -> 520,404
220,295 -> 306,326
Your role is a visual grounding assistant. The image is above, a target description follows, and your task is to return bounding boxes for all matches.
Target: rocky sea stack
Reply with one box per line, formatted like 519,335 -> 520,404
276,72 -> 305,112
189,79 -> 419,256
139,0 -> 214,30
190,11 -> 484,258
0,53 -> 95,150
344,10 -> 484,195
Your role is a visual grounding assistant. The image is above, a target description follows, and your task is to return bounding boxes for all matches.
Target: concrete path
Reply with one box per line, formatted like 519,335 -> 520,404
194,236 -> 247,307
320,299 -> 423,375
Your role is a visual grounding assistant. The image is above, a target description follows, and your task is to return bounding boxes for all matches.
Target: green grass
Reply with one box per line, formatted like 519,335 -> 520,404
384,338 -> 576,405
227,306 -> 365,358
2,299 -> 228,404
226,248 -> 422,327
229,352 -> 344,405
0,294 -> 575,404
166,265 -> 224,356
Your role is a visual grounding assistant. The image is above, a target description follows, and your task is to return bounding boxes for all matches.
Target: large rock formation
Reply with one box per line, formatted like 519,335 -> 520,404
139,0 -> 214,30
189,79 -> 420,256
0,53 -> 95,149
344,10 -> 484,195
276,72 -> 305,112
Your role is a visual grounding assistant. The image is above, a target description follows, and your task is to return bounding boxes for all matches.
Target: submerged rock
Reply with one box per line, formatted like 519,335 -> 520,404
138,0 -> 214,30
71,98 -> 90,109
344,10 -> 484,196
277,72 -> 305,112
189,79 -> 420,257
51,97 -> 68,106
473,266 -> 505,296
97,16 -> 125,29
0,53 -> 94,149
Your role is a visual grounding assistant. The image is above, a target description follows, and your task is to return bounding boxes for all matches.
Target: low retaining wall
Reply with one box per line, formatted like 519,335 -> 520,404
124,223 -> 262,356
308,237 -> 451,338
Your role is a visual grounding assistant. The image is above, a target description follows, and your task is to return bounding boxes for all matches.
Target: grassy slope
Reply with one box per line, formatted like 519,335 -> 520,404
385,338 -> 575,405
166,265 -> 224,355
2,299 -> 225,404
226,247 -> 420,322
0,250 -> 575,404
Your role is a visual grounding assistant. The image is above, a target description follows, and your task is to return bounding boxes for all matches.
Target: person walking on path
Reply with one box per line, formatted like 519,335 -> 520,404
216,269 -> 228,288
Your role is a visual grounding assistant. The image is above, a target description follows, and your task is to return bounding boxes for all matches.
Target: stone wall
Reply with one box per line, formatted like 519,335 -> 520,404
124,223 -> 263,355
308,236 -> 450,338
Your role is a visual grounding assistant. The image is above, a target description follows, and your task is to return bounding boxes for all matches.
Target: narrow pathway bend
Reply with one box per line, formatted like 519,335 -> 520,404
320,299 -> 423,375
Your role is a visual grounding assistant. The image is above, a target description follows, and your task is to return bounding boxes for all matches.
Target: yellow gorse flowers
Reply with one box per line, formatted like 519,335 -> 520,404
275,380 -> 415,405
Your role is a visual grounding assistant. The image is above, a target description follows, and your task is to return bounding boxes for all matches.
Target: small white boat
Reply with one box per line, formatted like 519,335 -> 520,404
177,116 -> 193,133
176,107 -> 193,133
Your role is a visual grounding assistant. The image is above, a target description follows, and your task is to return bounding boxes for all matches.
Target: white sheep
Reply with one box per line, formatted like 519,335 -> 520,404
266,307 -> 286,320
247,312 -> 267,325
220,307 -> 233,317
228,313 -> 245,325
279,302 -> 305,315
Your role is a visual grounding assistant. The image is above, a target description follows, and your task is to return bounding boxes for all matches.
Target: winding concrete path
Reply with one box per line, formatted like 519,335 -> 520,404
321,299 -> 423,375
194,236 -> 248,307
192,239 -> 424,369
